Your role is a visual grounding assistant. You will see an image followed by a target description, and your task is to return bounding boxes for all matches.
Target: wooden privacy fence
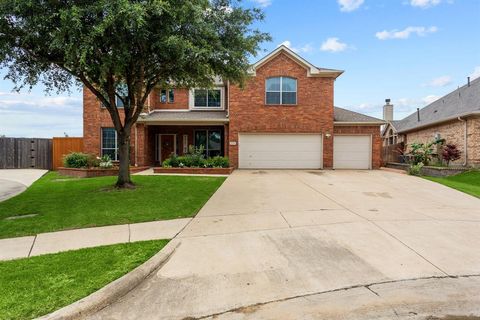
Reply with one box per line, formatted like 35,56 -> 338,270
0,137 -> 53,169
52,137 -> 84,169
382,143 -> 403,164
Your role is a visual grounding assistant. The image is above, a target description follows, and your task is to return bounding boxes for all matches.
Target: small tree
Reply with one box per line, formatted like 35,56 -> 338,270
0,0 -> 270,188
442,144 -> 461,166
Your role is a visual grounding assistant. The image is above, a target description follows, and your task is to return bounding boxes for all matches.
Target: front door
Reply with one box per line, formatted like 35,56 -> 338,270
160,135 -> 176,162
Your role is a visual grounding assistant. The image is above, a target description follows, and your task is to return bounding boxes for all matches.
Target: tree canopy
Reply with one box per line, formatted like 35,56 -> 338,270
0,0 -> 270,186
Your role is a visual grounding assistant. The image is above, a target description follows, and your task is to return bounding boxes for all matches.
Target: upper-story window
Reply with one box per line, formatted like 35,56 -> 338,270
101,84 -> 127,108
192,88 -> 223,109
161,89 -> 175,103
115,83 -> 128,108
265,77 -> 297,105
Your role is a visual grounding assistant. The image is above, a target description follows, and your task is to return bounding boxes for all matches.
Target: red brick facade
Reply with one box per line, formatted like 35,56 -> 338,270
149,88 -> 189,110
228,52 -> 335,168
333,126 -> 383,169
83,49 -> 383,169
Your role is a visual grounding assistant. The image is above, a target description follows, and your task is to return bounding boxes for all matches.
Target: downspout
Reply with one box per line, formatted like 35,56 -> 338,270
457,117 -> 467,166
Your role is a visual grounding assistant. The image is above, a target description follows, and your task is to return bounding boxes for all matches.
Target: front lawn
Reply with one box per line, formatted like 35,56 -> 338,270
0,172 -> 225,238
425,170 -> 480,198
0,240 -> 168,320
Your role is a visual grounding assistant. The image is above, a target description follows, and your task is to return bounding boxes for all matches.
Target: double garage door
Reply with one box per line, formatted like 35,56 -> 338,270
238,134 -> 371,170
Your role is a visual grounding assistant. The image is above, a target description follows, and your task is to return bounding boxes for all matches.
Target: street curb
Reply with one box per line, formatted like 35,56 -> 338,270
37,239 -> 181,320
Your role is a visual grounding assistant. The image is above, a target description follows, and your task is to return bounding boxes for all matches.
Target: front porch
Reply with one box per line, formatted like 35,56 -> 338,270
134,110 -> 230,167
140,125 -> 228,166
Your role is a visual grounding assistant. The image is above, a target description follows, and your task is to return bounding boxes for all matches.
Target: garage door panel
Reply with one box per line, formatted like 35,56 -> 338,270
239,134 -> 322,169
333,135 -> 371,169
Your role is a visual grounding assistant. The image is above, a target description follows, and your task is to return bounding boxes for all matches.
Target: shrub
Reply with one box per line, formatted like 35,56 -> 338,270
87,155 -> 100,168
63,152 -> 91,168
407,163 -> 424,176
184,145 -> 206,167
99,154 -> 113,168
205,156 -> 229,168
442,144 -> 461,166
409,142 -> 433,165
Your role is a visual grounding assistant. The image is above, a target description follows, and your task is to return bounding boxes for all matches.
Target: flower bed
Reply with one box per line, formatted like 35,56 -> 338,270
386,162 -> 469,177
57,166 -> 150,178
153,167 -> 234,175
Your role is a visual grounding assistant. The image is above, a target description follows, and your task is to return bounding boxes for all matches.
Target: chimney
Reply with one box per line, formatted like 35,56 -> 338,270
417,108 -> 420,122
468,77 -> 471,87
383,98 -> 393,121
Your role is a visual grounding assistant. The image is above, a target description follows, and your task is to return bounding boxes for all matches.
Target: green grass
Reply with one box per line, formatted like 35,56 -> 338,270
424,170 -> 480,198
0,240 -> 168,320
0,172 -> 225,238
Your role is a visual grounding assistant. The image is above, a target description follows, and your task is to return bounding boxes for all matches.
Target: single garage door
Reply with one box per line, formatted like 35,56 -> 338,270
333,135 -> 371,169
239,134 -> 322,169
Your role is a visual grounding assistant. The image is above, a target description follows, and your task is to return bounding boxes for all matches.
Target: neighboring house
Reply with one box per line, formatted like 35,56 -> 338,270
382,77 -> 480,166
83,45 -> 385,170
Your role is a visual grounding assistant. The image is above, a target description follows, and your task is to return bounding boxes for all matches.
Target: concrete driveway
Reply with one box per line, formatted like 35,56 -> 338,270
0,169 -> 47,202
90,170 -> 480,320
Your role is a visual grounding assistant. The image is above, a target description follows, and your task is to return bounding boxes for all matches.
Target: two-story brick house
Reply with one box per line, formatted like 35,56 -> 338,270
83,45 -> 384,170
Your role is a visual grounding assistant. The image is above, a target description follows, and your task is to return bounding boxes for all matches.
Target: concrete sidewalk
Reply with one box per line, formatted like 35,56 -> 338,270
0,218 -> 191,261
0,169 -> 47,202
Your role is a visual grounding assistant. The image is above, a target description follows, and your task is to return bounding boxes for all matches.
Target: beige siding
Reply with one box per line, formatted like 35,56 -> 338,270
403,117 -> 480,166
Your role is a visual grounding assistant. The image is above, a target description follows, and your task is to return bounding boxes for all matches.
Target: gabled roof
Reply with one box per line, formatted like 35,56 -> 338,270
394,77 -> 480,133
249,45 -> 344,78
334,107 -> 385,125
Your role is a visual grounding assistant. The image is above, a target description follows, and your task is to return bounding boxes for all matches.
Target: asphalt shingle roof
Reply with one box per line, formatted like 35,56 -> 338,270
334,107 -> 384,124
394,77 -> 480,133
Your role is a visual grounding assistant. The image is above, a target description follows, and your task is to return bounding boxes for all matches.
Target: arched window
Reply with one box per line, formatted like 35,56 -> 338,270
266,77 -> 297,105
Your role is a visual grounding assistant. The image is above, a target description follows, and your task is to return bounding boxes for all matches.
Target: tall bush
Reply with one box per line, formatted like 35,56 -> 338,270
63,153 -> 91,168
442,144 -> 461,166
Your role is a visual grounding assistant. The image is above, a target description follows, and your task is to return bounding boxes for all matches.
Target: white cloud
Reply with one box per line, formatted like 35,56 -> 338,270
320,37 -> 348,53
422,94 -> 440,105
338,0 -> 364,12
0,91 -> 82,138
470,66 -> 480,80
278,41 -> 314,54
425,75 -> 452,87
375,26 -> 438,40
410,0 -> 441,8
250,0 -> 272,8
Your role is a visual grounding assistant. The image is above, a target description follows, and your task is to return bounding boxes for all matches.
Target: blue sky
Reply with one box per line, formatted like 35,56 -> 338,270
0,0 -> 479,137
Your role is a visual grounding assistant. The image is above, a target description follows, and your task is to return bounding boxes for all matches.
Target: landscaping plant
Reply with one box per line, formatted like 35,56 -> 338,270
442,144 -> 461,166
162,146 -> 229,168
0,0 -> 270,188
409,142 -> 434,165
63,152 -> 91,168
407,163 -> 424,176
98,155 -> 114,169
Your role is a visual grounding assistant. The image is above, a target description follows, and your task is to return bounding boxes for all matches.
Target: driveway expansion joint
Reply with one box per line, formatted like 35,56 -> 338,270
286,171 -> 451,277
192,274 -> 480,320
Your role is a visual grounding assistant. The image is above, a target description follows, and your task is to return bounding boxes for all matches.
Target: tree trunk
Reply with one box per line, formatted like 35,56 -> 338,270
116,130 -> 134,188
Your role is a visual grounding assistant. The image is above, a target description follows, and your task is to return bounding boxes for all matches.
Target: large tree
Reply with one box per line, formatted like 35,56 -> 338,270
0,0 -> 270,187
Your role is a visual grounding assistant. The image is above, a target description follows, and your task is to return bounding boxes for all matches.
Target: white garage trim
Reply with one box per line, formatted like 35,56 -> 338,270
238,133 -> 323,169
333,135 -> 372,170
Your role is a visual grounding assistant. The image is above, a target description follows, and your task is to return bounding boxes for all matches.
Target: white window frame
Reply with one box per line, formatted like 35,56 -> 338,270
101,128 -> 119,161
265,76 -> 297,105
189,87 -> 225,110
160,89 -> 175,103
